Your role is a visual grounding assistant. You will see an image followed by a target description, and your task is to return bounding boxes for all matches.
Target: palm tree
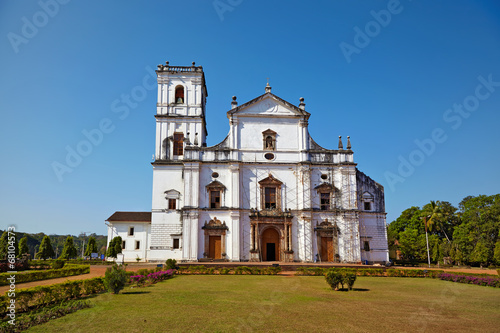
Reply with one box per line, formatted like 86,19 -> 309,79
423,201 -> 452,243
421,200 -> 443,267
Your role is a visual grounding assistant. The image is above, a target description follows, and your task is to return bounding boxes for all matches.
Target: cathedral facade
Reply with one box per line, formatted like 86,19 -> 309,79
106,62 -> 389,264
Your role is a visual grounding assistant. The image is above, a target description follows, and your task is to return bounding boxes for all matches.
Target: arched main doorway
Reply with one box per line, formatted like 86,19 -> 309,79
261,228 -> 280,261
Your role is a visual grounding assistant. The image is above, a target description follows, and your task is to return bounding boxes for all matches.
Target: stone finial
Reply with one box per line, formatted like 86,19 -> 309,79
165,61 -> 169,66
265,82 -> 272,93
347,136 -> 351,150
299,97 -> 305,110
338,136 -> 343,149
231,96 -> 238,109
192,62 -> 196,66
185,132 -> 191,145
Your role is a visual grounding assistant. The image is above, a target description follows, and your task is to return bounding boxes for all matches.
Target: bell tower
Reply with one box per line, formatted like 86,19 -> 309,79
154,61 -> 208,161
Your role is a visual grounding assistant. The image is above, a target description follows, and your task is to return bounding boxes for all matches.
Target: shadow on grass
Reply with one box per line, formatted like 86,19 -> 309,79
122,291 -> 151,295
334,288 -> 370,292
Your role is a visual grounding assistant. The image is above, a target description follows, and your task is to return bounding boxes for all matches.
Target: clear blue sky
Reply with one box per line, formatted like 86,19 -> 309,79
1,0 -> 499,235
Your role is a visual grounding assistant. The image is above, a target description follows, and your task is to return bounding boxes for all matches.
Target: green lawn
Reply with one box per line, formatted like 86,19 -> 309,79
28,275 -> 500,333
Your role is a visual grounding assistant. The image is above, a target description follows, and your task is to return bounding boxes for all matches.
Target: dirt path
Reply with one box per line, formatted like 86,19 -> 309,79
0,264 -> 155,294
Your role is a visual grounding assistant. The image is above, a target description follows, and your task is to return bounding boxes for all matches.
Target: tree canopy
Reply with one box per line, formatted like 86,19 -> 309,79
36,235 -> 55,260
18,236 -> 29,257
106,236 -> 122,258
388,194 -> 500,266
84,236 -> 98,256
60,236 -> 78,259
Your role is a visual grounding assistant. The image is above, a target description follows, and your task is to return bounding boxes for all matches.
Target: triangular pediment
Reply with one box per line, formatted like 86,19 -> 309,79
227,93 -> 310,118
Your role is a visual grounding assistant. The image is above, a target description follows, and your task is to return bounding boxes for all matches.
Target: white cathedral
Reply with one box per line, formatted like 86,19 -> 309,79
106,62 -> 389,264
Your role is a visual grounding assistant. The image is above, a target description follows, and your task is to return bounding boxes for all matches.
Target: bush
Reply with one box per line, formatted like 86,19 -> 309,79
52,259 -> 65,269
325,268 -> 357,291
325,270 -> 343,290
166,259 -> 177,270
219,267 -> 230,275
104,265 -> 128,294
130,274 -> 147,287
234,266 -> 252,275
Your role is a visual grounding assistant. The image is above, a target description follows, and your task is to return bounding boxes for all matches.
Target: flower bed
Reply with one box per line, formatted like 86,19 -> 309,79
438,273 -> 500,288
130,269 -> 175,287
0,261 -> 29,273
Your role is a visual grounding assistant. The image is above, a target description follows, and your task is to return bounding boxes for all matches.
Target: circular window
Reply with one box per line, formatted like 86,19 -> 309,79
264,153 -> 275,160
212,172 -> 219,178
321,174 -> 328,180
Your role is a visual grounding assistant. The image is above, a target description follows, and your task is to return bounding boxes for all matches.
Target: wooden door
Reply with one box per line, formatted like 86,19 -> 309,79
209,236 -> 221,259
321,237 -> 334,262
261,228 -> 280,261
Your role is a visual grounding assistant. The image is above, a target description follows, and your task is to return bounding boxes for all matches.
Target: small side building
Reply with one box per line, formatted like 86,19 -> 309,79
106,212 -> 152,262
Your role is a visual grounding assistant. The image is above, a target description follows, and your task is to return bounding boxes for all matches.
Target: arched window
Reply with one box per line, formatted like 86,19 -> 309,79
175,86 -> 184,104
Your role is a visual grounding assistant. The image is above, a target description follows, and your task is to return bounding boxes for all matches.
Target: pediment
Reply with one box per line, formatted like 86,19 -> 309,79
258,174 -> 283,186
227,93 -> 310,118
206,180 -> 226,191
164,189 -> 181,199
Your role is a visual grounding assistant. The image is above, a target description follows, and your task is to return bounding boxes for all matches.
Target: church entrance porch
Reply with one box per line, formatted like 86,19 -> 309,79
202,217 -> 228,261
261,228 -> 280,261
249,209 -> 294,262
315,220 -> 340,263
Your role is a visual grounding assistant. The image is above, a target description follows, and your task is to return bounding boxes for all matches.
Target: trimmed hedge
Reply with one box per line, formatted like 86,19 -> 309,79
0,264 -> 90,286
295,267 -> 385,277
177,265 -> 282,275
29,259 -> 111,270
0,277 -> 104,317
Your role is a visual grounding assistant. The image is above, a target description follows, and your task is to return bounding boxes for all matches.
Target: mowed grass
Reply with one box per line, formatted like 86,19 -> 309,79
28,275 -> 500,333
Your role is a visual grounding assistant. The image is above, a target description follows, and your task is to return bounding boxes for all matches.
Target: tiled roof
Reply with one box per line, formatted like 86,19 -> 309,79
106,211 -> 151,223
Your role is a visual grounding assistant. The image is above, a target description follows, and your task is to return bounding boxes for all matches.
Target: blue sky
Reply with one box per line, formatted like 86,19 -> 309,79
1,0 -> 499,235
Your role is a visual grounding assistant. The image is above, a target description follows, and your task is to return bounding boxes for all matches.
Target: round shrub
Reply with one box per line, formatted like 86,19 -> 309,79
165,259 -> 177,270
104,265 -> 128,294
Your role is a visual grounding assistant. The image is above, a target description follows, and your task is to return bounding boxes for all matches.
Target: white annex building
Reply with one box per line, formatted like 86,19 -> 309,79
106,62 -> 389,264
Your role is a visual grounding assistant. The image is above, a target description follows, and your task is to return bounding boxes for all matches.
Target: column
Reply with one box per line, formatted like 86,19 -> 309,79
231,211 -> 240,261
182,211 -> 190,260
190,212 -> 199,261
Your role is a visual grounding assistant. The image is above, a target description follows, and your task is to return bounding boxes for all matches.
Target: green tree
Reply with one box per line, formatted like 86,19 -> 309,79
0,231 -> 8,259
84,236 -> 98,256
18,236 -> 29,257
60,236 -> 78,259
398,229 -> 426,261
106,236 -> 122,258
493,240 -> 500,265
36,235 -> 55,260
451,194 -> 500,265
